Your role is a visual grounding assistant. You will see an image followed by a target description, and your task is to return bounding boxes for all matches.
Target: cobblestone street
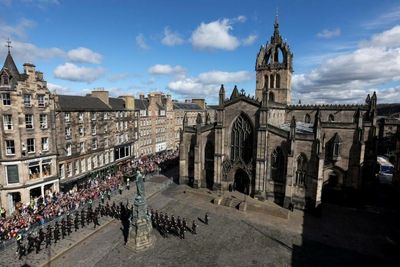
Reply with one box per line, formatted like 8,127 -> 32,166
42,183 -> 400,267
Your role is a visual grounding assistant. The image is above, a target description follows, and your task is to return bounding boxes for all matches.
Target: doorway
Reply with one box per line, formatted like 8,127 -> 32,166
234,169 -> 250,195
7,192 -> 21,215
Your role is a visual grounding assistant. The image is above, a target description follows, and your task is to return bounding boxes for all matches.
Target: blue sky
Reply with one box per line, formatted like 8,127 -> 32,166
0,0 -> 400,104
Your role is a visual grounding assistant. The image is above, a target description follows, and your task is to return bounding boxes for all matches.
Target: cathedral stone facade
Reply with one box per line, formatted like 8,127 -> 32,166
179,18 -> 381,209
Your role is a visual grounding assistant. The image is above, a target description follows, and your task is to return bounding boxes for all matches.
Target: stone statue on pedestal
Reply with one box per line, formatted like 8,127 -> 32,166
127,170 -> 154,251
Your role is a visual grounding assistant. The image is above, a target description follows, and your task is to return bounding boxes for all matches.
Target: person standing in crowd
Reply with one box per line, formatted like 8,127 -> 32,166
126,178 -> 130,190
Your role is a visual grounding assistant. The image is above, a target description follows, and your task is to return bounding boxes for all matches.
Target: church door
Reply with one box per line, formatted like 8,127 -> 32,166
234,169 -> 250,195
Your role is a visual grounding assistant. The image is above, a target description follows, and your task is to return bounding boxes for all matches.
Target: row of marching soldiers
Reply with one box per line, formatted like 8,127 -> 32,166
149,209 -> 197,239
15,201 -> 131,260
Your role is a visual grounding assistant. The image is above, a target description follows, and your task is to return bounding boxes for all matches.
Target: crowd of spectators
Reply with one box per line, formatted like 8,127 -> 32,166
0,149 -> 180,242
0,172 -> 122,242
132,150 -> 179,175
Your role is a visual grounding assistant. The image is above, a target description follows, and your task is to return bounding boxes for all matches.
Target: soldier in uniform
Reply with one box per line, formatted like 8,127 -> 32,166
45,225 -> 52,248
105,202 -> 110,217
38,227 -> 45,245
27,233 -> 34,254
177,216 -> 182,229
16,234 -> 25,259
180,226 -> 185,239
93,208 -> 100,229
81,209 -> 86,228
74,212 -> 79,231
182,218 -> 187,231
61,218 -> 66,239
54,222 -> 60,243
35,234 -> 41,254
87,207 -> 92,224
66,214 -> 72,236
192,220 -> 197,234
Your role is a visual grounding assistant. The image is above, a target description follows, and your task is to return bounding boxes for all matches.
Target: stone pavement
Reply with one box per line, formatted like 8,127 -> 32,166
0,175 -> 172,267
47,184 -> 400,267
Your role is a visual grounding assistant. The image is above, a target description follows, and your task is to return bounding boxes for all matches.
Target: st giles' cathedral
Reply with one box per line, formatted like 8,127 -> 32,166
179,17 -> 380,209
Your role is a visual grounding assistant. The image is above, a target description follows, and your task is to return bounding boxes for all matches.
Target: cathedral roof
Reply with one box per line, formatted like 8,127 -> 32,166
279,121 -> 314,134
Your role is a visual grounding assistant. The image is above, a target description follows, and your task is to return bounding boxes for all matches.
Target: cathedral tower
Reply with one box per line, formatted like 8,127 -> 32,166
255,16 -> 293,104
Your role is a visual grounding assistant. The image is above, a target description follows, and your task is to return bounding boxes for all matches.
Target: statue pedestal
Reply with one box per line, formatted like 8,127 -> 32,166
126,196 -> 154,252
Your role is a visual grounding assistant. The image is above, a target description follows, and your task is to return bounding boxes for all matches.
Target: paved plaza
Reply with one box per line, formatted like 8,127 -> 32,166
1,175 -> 399,267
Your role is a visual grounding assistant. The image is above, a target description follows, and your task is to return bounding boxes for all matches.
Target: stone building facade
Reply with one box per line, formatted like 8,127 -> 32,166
54,90 -> 138,190
0,51 -> 58,214
179,18 -> 383,209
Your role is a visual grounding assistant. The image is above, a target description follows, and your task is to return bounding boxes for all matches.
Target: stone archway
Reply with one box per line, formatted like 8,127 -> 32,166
234,168 -> 250,195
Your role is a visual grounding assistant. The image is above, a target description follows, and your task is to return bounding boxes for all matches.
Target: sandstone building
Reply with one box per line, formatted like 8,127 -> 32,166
179,18 -> 396,209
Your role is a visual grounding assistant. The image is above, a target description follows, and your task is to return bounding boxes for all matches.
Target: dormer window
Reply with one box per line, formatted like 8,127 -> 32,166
2,72 -> 9,85
328,114 -> 335,122
64,112 -> 70,123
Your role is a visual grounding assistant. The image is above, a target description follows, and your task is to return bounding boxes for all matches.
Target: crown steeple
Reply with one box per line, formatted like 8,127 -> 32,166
255,16 -> 293,105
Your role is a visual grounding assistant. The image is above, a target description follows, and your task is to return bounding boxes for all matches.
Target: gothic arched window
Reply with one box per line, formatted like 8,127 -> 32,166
269,91 -> 275,102
271,147 -> 285,182
270,74 -> 275,89
231,114 -> 253,164
276,73 -> 280,88
295,154 -> 307,186
305,114 -> 311,123
264,75 -> 269,89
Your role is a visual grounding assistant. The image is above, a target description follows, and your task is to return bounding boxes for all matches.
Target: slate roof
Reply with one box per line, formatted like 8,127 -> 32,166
135,98 -> 149,110
57,95 -> 112,111
109,97 -> 125,110
3,52 -> 20,80
173,102 -> 202,110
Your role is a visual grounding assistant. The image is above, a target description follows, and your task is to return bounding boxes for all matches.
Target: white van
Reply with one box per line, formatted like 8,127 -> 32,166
377,156 -> 394,184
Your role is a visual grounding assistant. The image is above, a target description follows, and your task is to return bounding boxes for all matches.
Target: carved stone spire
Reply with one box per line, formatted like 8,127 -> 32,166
230,85 -> 239,100
219,84 -> 225,107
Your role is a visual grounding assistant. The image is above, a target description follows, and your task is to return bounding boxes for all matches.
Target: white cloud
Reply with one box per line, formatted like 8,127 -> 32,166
67,47 -> 102,64
198,70 -> 250,84
293,25 -> 400,104
148,64 -> 186,76
167,69 -> 251,98
191,18 -> 240,50
136,33 -> 149,50
234,15 -> 247,23
53,63 -> 105,83
47,82 -> 70,94
242,34 -> 257,46
161,27 -> 184,46
365,25 -> 400,48
317,28 -> 341,39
